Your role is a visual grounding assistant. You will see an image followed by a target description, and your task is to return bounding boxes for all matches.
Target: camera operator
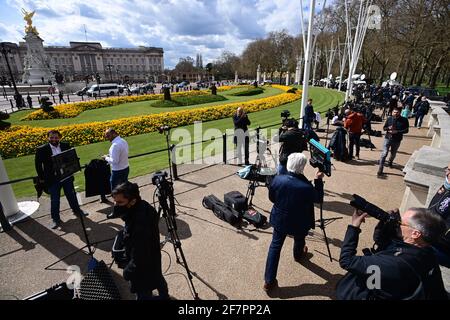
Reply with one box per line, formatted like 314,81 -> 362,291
263,153 -> 324,292
336,207 -> 448,300
276,118 -> 308,175
111,182 -> 169,300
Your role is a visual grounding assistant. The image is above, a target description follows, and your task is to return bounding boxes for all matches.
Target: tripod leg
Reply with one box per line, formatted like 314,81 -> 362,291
318,202 -> 333,262
321,223 -> 333,262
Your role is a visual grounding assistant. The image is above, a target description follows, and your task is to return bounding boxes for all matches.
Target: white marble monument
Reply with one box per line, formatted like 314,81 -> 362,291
20,9 -> 54,85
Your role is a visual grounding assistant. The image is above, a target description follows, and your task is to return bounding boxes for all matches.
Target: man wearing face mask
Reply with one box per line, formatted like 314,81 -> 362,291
428,164 -> 450,271
111,182 -> 169,300
35,130 -> 87,229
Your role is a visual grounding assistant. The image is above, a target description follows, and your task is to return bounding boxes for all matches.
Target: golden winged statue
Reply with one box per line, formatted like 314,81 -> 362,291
21,8 -> 38,34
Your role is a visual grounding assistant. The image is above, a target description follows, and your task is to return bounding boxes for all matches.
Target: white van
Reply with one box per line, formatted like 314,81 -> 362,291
86,83 -> 124,97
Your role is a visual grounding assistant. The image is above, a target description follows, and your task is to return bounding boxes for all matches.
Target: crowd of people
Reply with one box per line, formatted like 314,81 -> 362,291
31,81 -> 449,300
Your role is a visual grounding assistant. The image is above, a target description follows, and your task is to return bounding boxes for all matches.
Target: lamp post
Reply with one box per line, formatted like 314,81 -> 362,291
95,72 -> 101,98
105,64 -> 113,81
0,42 -> 23,108
116,69 -> 121,84
1,74 -> 7,98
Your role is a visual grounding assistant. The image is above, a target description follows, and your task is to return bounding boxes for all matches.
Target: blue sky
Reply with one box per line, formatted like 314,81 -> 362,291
0,0 -> 321,68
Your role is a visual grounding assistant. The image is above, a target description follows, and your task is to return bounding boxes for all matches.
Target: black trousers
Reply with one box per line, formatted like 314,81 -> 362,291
348,133 -> 361,158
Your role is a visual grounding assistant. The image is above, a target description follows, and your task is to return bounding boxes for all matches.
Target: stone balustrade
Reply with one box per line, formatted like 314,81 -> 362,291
400,100 -> 450,213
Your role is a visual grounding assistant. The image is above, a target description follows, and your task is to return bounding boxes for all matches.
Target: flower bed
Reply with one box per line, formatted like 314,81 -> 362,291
22,90 -> 209,121
1,89 -> 301,158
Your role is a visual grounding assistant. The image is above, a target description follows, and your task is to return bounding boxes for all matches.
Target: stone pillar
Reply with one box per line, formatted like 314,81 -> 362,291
295,64 -> 300,84
285,71 -> 290,86
0,156 -> 19,218
263,72 -> 267,83
234,71 -> 238,83
256,64 -> 261,84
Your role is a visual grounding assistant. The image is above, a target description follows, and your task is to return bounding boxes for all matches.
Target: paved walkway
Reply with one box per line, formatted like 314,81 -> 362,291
0,111 -> 442,300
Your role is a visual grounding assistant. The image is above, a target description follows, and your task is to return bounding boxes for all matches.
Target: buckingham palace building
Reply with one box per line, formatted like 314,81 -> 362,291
0,41 -> 164,83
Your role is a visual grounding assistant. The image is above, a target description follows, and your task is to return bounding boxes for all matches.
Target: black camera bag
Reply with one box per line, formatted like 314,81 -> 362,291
224,191 -> 248,213
243,207 -> 267,228
202,195 -> 241,226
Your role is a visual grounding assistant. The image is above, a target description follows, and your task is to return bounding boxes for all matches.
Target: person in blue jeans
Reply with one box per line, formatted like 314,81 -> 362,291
263,153 -> 324,292
35,130 -> 87,229
414,96 -> 430,129
303,99 -> 315,131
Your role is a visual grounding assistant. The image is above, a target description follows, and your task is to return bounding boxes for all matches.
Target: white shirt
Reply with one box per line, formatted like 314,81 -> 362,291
105,136 -> 129,171
50,143 -> 62,156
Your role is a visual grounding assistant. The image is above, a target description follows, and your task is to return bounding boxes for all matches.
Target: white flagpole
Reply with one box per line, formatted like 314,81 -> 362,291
300,0 -> 316,128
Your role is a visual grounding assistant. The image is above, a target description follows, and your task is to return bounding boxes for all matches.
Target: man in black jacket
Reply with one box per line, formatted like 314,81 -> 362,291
111,182 -> 169,300
35,130 -> 87,229
303,99 -> 315,131
337,207 -> 448,300
414,96 -> 430,129
233,107 -> 251,165
377,107 -> 409,177
276,118 -> 308,174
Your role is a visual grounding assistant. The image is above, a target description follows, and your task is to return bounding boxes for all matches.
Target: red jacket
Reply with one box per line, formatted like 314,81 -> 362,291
344,112 -> 366,134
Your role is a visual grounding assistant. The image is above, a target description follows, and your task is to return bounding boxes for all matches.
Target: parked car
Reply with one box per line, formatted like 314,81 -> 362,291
74,87 -> 88,96
86,83 -> 123,97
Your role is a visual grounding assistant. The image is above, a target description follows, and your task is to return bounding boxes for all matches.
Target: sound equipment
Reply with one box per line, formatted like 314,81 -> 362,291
79,260 -> 121,300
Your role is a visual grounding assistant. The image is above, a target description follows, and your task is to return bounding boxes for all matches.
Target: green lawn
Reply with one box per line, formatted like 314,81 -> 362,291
8,86 -> 282,128
436,86 -> 450,96
4,87 -> 344,198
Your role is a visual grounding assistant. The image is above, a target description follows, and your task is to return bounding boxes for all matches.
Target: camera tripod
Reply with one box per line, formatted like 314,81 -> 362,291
315,189 -> 342,262
154,176 -> 199,300
245,128 -> 275,207
159,126 -> 177,180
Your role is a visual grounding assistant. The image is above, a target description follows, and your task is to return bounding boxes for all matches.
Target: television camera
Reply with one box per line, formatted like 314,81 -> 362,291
308,139 -> 332,177
281,110 -> 291,121
158,125 -> 170,134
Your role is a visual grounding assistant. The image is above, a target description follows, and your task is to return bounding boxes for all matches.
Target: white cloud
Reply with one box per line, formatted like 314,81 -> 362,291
1,0 -> 326,67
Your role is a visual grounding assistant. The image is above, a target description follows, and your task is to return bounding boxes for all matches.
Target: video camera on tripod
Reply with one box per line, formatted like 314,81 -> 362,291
158,125 -> 170,134
308,139 -> 332,177
151,170 -> 199,299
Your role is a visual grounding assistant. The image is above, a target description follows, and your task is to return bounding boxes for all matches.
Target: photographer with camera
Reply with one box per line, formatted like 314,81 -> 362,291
276,116 -> 308,175
336,205 -> 448,300
263,153 -> 324,293
111,182 -> 169,300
